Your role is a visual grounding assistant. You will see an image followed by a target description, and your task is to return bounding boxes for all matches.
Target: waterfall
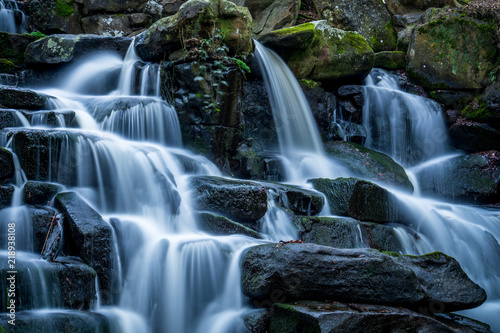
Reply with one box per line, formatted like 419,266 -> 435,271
0,0 -> 26,33
253,40 -> 349,183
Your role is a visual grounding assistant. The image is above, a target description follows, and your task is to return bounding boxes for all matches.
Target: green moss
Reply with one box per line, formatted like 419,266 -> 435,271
55,0 -> 74,17
0,58 -> 15,74
298,79 -> 320,89
275,23 -> 315,37
382,251 -> 402,257
339,32 -> 372,55
461,100 -> 492,121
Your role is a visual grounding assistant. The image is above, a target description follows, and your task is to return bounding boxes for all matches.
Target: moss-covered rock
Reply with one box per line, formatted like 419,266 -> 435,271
0,32 -> 41,68
230,0 -> 300,35
24,34 -> 132,67
414,152 -> 500,204
374,51 -> 406,69
28,0 -> 83,34
81,15 -> 133,37
315,0 -> 397,52
0,58 -> 15,74
323,141 -> 413,191
262,182 -> 325,216
135,0 -> 253,62
407,16 -> 499,90
258,20 -> 374,84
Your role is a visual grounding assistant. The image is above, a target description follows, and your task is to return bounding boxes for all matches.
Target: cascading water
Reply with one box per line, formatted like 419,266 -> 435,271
253,40 -> 349,183
0,0 -> 26,33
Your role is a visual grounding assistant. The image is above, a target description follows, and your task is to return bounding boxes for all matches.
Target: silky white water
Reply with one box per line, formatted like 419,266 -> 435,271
0,0 -> 26,33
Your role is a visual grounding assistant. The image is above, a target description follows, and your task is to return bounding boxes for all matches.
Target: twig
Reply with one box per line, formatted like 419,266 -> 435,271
40,213 -> 58,257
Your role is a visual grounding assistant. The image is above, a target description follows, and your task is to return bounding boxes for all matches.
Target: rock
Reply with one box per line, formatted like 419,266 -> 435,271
258,20 -> 374,84
348,180 -> 401,223
171,62 -> 245,171
0,32 -> 41,67
23,181 -> 62,205
54,191 -> 120,305
476,81 -> 500,122
449,119 -> 500,153
231,145 -> 286,182
0,310 -> 115,333
374,51 -> 406,69
31,207 -> 58,254
389,251 -> 487,312
27,0 -> 84,34
300,80 -> 338,140
197,212 -> 262,238
22,110 -> 77,128
84,0 -> 145,13
0,110 -> 22,129
263,182 -> 324,216
0,253 -> 97,311
25,34 -> 132,67
0,58 -> 15,74
230,0 -> 300,35
135,0 -> 253,61
0,86 -> 51,110
385,0 -> 458,16
241,243 -> 486,311
315,0 -> 397,52
0,147 -> 14,182
308,177 -> 357,216
0,185 -> 14,207
407,16 -> 499,90
82,15 -> 134,37
430,90 -> 474,110
5,129 -> 79,185
130,13 -> 152,27
268,301 -> 490,333
414,152 -> 500,205
189,176 -> 268,226
323,141 -> 414,191
396,25 -> 413,52
393,13 -> 423,28
244,309 -> 270,333
297,216 -> 403,252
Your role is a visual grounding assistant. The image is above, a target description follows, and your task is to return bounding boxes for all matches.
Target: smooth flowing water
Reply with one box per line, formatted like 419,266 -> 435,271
0,0 -> 26,33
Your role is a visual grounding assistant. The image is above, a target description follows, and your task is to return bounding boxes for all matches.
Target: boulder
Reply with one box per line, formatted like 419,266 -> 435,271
23,181 -> 62,205
297,216 -> 403,252
189,176 -> 268,226
27,0 -> 84,34
449,119 -> 500,153
385,0 -> 458,16
0,32 -> 41,67
315,0 -> 397,52
374,51 -> 406,69
430,90 -> 474,110
230,0 -> 300,35
135,0 -> 253,61
31,207 -> 59,254
198,212 -> 262,238
241,243 -> 486,311
407,16 -> 499,90
268,301 -> 491,333
323,141 -> 414,191
84,0 -> 145,13
0,147 -> 14,182
244,309 -> 270,333
5,129 -> 79,185
230,145 -> 286,182
0,86 -> 51,110
414,152 -> 500,205
0,253 -> 97,311
0,185 -> 14,207
263,182 -> 325,216
25,34 -> 132,67
258,20 -> 374,84
54,191 -> 120,305
81,15 -> 134,37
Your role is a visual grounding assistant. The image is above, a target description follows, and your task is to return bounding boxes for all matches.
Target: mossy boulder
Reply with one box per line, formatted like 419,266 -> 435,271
0,58 -> 15,74
189,176 -> 268,227
407,16 -> 499,90
230,0 -> 300,35
374,51 -> 406,70
385,0 -> 458,15
28,0 -> 84,34
309,177 -> 403,223
269,301 -> 490,333
135,0 -> 253,62
297,216 -> 403,252
197,212 -> 262,238
258,20 -> 374,84
241,243 -> 486,311
315,0 -> 397,52
323,141 -> 413,191
0,32 -> 41,67
414,152 -> 500,205
81,15 -> 133,37
24,34 -> 132,67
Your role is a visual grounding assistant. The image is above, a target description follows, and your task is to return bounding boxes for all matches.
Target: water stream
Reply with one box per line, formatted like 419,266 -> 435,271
0,0 -> 26,33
